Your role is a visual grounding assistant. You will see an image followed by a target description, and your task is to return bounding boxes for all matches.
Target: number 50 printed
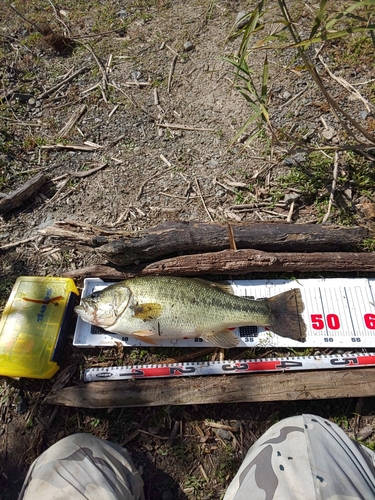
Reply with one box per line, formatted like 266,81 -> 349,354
310,313 -> 375,330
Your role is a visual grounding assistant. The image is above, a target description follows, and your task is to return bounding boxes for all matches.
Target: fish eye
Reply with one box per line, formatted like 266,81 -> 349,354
90,291 -> 102,299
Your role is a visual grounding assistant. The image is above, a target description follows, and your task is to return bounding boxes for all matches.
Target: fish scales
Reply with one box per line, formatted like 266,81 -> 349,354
117,276 -> 271,332
74,276 -> 307,348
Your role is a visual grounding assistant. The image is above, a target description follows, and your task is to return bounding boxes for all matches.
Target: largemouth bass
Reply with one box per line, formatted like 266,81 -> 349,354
75,276 -> 306,347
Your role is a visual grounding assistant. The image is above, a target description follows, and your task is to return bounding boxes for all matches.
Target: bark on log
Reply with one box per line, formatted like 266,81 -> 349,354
96,221 -> 367,266
0,173 -> 48,213
45,367 -> 375,408
144,249 -> 375,275
64,249 -> 375,280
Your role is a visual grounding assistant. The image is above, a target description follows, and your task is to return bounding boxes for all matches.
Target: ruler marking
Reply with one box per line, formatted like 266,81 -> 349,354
83,352 -> 375,382
345,286 -> 357,338
318,287 -> 329,338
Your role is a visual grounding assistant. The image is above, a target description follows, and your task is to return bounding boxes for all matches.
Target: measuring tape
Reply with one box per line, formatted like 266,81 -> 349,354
74,278 -> 375,348
83,352 -> 375,382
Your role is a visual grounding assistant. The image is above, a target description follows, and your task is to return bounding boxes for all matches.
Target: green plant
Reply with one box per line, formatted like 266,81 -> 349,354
183,475 -> 206,494
226,0 -> 375,150
362,239 -> 375,252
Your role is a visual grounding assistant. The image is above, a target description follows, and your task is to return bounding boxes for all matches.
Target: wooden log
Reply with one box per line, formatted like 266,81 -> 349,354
45,367 -> 375,408
64,249 -> 375,280
0,173 -> 47,213
144,249 -> 375,275
96,221 -> 367,266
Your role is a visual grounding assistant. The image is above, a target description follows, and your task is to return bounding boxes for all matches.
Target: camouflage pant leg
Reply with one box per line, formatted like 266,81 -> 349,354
223,414 -> 375,500
18,433 -> 144,500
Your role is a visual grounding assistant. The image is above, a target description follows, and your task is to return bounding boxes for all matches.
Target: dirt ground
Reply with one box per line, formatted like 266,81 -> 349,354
1,1 -> 375,499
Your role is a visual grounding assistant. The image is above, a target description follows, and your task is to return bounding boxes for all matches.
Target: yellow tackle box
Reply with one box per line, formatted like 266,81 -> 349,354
0,277 -> 78,379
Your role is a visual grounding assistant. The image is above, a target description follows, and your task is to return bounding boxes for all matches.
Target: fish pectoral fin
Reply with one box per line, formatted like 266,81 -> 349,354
133,303 -> 162,321
132,330 -> 158,345
201,329 -> 239,349
131,329 -> 156,337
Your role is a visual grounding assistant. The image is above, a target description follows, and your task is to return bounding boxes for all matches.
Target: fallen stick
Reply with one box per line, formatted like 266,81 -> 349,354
143,249 -> 375,274
95,221 -> 367,266
45,367 -> 375,408
57,104 -> 87,137
0,173 -> 48,213
157,123 -> 215,131
0,236 -> 39,252
66,163 -> 108,178
167,54 -> 178,94
40,143 -> 102,151
63,249 -> 375,280
38,67 -> 89,99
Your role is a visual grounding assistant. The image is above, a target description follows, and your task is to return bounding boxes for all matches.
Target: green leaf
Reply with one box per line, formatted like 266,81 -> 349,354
261,54 -> 268,105
326,0 -> 375,31
229,111 -> 263,146
292,25 -> 375,49
309,0 -> 328,39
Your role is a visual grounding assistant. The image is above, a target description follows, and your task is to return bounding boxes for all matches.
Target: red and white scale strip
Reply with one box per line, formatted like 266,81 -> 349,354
83,352 -> 375,382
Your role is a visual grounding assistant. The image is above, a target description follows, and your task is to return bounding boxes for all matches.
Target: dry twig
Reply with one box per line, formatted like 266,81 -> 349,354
57,104 -> 87,137
38,67 -> 89,99
157,123 -> 215,131
0,236 -> 38,251
322,152 -> 339,224
167,55 -> 178,94
194,177 -> 213,222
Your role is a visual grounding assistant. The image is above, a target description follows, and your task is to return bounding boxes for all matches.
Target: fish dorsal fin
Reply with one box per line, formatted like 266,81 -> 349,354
211,281 -> 235,295
201,329 -> 239,348
192,278 -> 234,295
133,303 -> 162,321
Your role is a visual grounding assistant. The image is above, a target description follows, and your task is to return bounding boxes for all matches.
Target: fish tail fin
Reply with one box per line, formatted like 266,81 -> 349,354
267,289 -> 306,343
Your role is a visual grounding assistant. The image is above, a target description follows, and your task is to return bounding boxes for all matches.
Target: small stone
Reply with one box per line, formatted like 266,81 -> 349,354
183,41 -> 194,52
282,153 -> 307,166
293,153 -> 307,163
130,70 -> 142,80
209,159 -> 219,167
360,111 -> 368,120
213,428 -> 232,440
133,146 -> 141,154
357,424 -> 374,441
321,127 -> 335,140
343,188 -> 352,201
360,201 -> 375,220
284,192 -> 300,204
215,190 -> 224,198
28,98 -> 36,106
282,91 -> 291,100
117,10 -> 128,18
236,11 -> 250,30
35,100 -> 41,108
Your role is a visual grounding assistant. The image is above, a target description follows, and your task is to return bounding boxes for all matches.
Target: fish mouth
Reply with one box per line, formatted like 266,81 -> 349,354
74,301 -> 98,324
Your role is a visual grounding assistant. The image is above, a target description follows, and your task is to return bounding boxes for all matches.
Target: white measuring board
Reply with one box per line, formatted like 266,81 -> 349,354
73,277 -> 375,348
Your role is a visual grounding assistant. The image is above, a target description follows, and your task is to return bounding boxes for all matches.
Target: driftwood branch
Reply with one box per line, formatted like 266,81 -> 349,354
96,221 -> 367,266
45,367 -> 375,408
63,249 -> 375,280
143,249 -> 375,274
0,173 -> 47,213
